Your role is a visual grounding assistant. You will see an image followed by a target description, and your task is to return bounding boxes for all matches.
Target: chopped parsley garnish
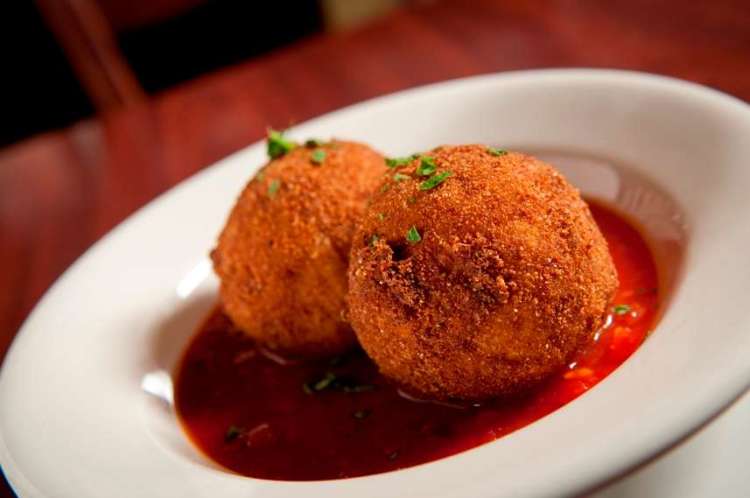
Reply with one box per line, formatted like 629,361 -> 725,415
377,212 -> 385,221
416,156 -> 437,176
393,172 -> 410,182
311,149 -> 326,165
385,154 -> 418,169
380,183 -> 391,193
268,179 -> 281,198
303,372 -> 336,393
266,129 -> 297,158
420,171 -> 452,190
224,425 -> 244,443
487,147 -> 508,156
303,372 -> 375,394
369,234 -> 379,247
342,383 -> 375,393
613,304 -> 631,315
406,226 -> 421,244
314,372 -> 336,391
305,138 -> 326,148
353,409 -> 371,420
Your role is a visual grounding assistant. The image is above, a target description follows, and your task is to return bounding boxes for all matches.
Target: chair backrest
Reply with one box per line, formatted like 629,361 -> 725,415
34,0 -> 206,110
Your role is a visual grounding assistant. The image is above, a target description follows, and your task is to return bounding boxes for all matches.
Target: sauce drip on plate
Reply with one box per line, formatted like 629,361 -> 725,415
175,200 -> 659,480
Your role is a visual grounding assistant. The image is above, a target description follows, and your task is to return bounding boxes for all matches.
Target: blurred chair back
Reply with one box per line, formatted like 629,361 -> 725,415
34,0 -> 206,110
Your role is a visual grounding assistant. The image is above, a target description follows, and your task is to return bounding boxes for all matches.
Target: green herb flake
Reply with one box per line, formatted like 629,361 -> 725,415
385,154 -> 418,169
369,234 -> 380,247
406,226 -> 421,244
268,179 -> 281,198
343,384 -> 376,393
305,138 -> 326,148
311,149 -> 326,165
266,129 -> 297,159
224,425 -> 244,443
304,371 -> 374,395
393,172 -> 410,182
303,372 -> 337,394
380,183 -> 391,193
313,372 -> 337,391
613,304 -> 631,315
487,147 -> 508,157
416,156 -> 437,176
377,212 -> 386,221
420,171 -> 452,190
353,409 -> 371,420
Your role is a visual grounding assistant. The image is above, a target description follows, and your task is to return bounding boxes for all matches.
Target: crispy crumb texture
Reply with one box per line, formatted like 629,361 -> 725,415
347,145 -> 618,400
213,140 -> 384,356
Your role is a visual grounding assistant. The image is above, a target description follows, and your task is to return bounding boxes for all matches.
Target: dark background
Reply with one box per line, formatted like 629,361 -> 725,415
3,0 -> 323,147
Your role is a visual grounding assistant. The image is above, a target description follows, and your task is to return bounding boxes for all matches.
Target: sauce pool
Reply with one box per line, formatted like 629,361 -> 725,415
175,200 -> 659,480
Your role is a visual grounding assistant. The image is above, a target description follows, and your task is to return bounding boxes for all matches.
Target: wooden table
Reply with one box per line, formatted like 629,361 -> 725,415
1,0 -> 748,495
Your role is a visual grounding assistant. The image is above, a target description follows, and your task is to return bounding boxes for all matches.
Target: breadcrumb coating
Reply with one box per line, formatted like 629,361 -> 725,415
213,140 -> 384,356
347,145 -> 618,400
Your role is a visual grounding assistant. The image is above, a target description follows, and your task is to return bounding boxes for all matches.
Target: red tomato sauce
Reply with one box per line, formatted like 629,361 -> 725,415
175,200 -> 659,480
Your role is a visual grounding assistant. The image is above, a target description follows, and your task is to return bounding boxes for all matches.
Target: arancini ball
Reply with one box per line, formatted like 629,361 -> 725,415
212,137 -> 385,357
347,145 -> 618,400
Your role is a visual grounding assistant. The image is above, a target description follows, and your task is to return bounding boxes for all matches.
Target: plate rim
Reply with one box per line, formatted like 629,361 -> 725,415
2,68 -> 750,498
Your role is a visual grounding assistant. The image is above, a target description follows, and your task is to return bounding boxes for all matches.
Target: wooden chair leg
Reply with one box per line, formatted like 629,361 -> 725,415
35,0 -> 146,111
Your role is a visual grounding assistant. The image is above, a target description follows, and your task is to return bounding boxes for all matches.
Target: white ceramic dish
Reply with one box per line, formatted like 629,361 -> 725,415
593,388 -> 750,498
2,70 -> 750,498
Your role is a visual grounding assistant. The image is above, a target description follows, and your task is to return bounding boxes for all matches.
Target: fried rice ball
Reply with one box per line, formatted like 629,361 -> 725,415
212,139 -> 385,357
347,145 -> 618,400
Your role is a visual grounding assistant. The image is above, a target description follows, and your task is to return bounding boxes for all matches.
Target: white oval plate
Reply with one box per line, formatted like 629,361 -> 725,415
2,70 -> 750,498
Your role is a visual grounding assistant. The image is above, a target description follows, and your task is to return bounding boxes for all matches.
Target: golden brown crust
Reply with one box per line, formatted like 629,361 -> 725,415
347,145 -> 618,400
213,140 -> 384,356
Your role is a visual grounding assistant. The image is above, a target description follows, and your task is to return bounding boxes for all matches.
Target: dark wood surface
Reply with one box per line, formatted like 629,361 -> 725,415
1,0 -> 749,495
